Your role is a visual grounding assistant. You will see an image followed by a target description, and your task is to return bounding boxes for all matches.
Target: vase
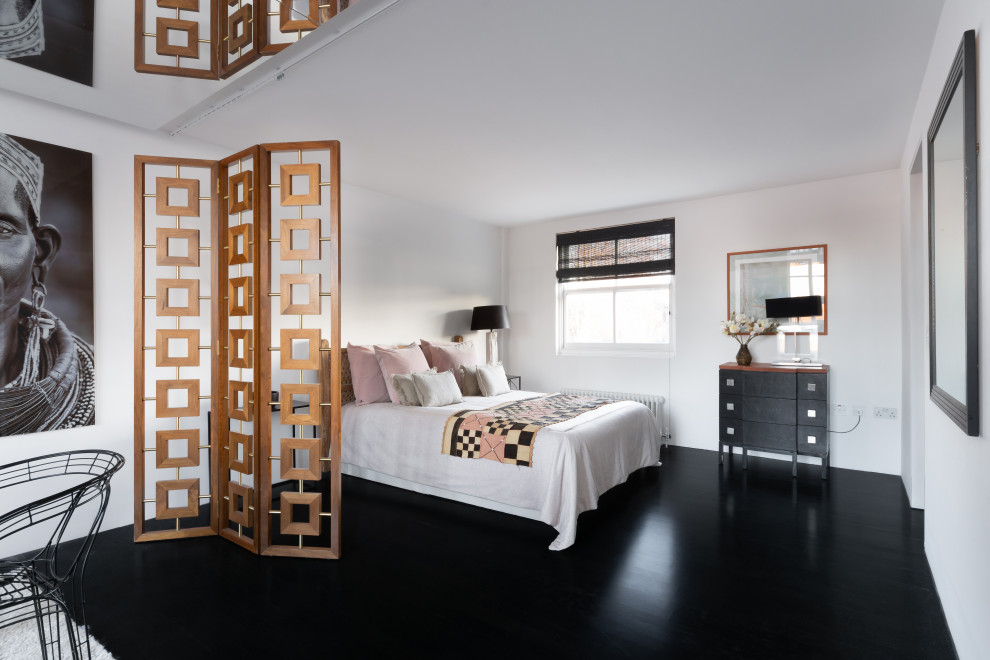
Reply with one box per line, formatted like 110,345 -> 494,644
735,343 -> 752,366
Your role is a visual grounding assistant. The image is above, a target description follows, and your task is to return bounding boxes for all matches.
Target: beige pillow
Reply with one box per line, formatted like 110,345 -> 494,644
392,368 -> 437,406
459,364 -> 482,396
477,364 -> 510,397
411,370 -> 464,407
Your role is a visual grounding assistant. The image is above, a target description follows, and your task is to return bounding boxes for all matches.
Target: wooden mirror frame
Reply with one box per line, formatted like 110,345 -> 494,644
927,30 -> 979,436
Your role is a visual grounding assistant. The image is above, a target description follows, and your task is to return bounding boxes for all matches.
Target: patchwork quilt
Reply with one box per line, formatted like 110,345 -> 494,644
441,394 -> 616,467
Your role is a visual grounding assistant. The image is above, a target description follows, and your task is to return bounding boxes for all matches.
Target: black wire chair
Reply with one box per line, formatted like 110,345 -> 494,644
0,450 -> 124,659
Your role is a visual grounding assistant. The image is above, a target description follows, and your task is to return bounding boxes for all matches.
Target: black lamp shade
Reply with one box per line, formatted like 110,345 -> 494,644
471,305 -> 510,331
765,295 -> 823,319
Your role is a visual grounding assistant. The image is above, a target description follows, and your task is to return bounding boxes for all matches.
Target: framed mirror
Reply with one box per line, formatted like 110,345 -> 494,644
928,30 -> 979,436
727,245 -> 827,333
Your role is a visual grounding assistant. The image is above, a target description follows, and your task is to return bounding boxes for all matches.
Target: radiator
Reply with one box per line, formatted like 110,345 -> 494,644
559,388 -> 669,446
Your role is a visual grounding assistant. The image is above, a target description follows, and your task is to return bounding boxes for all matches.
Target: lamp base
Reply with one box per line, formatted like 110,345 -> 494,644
486,330 -> 498,365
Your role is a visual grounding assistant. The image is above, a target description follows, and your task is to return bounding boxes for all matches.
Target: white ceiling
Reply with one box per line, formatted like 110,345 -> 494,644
2,0 -> 944,226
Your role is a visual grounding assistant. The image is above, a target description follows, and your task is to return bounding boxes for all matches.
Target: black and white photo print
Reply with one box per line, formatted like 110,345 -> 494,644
0,0 -> 94,86
0,133 -> 94,435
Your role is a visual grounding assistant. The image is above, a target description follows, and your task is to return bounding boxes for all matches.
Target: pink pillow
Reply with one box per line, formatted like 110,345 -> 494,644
375,345 -> 430,404
420,339 -> 455,369
429,341 -> 478,389
347,343 -> 392,406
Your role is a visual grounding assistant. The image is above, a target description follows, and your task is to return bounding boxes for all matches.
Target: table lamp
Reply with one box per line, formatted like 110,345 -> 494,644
766,295 -> 823,367
471,305 -> 510,365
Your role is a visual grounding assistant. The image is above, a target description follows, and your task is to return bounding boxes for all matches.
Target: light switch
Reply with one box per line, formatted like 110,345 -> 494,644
807,410 -> 816,418
807,436 -> 817,444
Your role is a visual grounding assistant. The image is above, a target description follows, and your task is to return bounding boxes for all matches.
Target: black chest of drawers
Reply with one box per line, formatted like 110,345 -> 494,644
718,363 -> 830,479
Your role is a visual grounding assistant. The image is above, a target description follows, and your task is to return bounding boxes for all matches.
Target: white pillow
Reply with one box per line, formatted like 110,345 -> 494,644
477,364 -> 510,397
411,370 -> 464,407
391,368 -> 437,406
458,364 -> 482,396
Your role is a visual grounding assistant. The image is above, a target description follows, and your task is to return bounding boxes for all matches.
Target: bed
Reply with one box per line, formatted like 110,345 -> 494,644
340,389 -> 662,550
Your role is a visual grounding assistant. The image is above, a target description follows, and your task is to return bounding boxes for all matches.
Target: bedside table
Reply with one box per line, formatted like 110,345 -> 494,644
507,375 -> 521,390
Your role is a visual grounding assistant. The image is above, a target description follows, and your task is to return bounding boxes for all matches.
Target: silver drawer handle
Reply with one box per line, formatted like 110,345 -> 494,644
807,410 -> 816,418
726,403 -> 734,411
807,383 -> 816,392
726,378 -> 734,387
727,427 -> 735,435
807,436 -> 817,444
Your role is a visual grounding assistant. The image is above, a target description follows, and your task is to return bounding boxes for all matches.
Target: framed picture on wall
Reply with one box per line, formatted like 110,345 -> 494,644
0,0 -> 95,86
0,132 -> 94,435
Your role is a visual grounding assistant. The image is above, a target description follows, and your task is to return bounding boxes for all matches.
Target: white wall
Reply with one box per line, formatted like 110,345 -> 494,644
900,149 -> 926,508
340,184 -> 503,354
0,90 -> 503,556
507,169 -> 903,474
898,1 -> 990,658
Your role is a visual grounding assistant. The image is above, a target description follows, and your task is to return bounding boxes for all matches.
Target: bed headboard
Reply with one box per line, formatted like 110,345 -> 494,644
340,348 -> 355,404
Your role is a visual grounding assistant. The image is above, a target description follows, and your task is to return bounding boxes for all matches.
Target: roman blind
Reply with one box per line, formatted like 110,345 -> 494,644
556,218 -> 674,282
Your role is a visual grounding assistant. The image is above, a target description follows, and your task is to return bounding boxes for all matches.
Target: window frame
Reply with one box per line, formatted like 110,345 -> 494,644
556,274 -> 675,358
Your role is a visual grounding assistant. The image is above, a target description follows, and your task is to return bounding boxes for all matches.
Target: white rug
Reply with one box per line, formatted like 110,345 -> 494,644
0,618 -> 115,659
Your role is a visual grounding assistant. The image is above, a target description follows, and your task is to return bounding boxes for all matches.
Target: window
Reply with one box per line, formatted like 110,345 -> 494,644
556,219 -> 674,356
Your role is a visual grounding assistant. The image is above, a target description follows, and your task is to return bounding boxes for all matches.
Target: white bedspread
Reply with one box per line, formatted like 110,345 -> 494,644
341,390 -> 661,550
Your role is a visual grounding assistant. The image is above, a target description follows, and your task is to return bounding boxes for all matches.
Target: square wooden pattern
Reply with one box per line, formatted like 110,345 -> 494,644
155,478 -> 200,520
156,279 -> 200,317
280,0 -> 320,32
155,429 -> 200,469
279,328 -> 320,370
229,329 -> 253,369
229,431 -> 253,474
229,380 -> 254,422
227,4 -> 254,55
280,383 -> 321,425
280,437 -> 321,481
157,0 -> 200,9
228,482 -> 253,528
155,379 -> 200,418
228,170 -> 253,214
279,273 -> 320,315
156,176 -> 201,217
228,276 -> 253,316
279,163 -> 321,206
279,491 -> 321,536
155,17 -> 200,59
156,329 -> 200,367
156,228 -> 200,267
279,218 -> 321,261
227,223 -> 253,265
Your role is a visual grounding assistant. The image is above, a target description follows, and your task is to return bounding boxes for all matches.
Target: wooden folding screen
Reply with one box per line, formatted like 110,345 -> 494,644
136,1 -> 350,79
135,142 -> 342,559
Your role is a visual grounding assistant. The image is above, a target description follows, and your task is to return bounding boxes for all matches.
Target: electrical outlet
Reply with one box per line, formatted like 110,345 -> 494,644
831,404 -> 848,415
853,405 -> 865,417
873,407 -> 898,419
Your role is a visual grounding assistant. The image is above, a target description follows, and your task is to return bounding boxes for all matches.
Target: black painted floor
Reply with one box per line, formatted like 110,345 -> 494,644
74,447 -> 955,659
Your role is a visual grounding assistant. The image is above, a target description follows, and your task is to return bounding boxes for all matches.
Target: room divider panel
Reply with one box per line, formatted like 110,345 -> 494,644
135,0 -> 351,79
135,141 -> 342,559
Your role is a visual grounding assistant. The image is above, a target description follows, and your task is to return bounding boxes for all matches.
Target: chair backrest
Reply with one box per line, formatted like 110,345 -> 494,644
0,450 -> 124,585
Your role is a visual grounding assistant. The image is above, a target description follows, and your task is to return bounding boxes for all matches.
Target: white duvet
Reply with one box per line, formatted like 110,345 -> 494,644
341,390 -> 661,550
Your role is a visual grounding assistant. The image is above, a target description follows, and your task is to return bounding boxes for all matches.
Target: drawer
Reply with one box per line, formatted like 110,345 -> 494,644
719,419 -> 744,443
743,421 -> 796,452
719,370 -> 745,394
743,371 -> 796,399
797,400 -> 827,427
742,397 -> 795,425
797,373 -> 827,400
719,394 -> 742,419
798,425 -> 828,456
